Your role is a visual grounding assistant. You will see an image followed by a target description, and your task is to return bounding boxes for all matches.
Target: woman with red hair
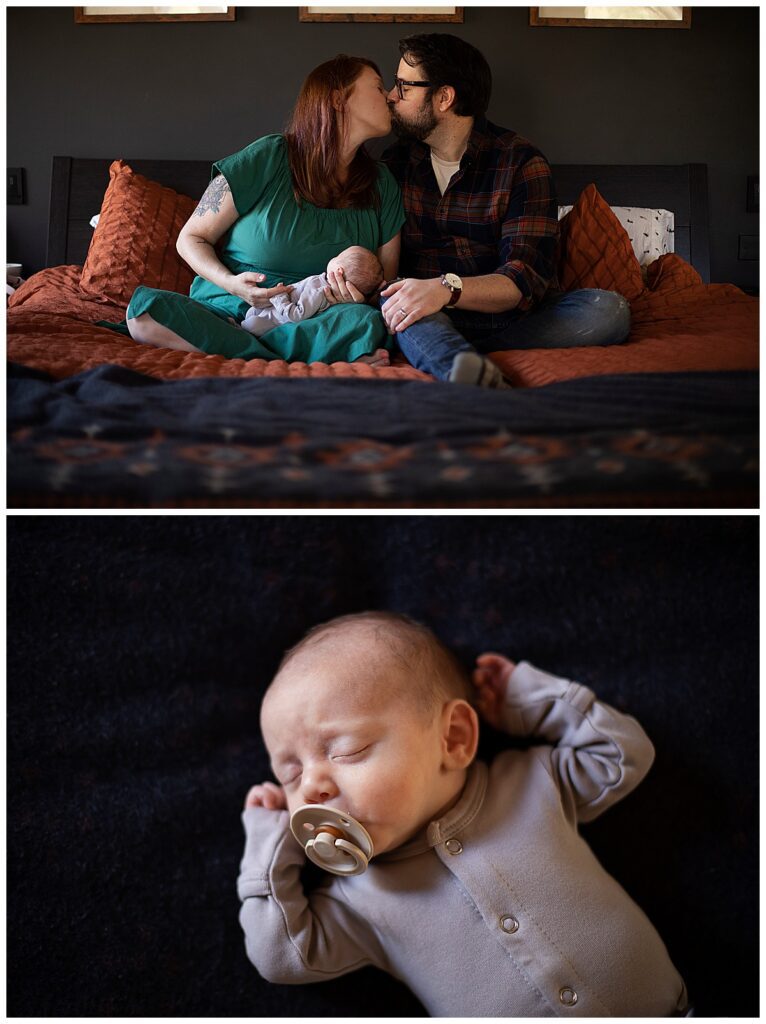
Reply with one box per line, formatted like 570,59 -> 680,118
126,56 -> 402,366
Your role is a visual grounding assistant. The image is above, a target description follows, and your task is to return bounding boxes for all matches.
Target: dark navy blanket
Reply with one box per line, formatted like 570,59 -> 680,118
8,363 -> 758,505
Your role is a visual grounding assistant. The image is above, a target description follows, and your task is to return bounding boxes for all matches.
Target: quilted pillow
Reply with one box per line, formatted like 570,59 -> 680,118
558,184 -> 645,302
79,160 -> 198,307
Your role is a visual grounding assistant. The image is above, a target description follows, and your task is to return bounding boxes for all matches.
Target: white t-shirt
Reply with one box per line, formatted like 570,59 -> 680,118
430,151 -> 461,195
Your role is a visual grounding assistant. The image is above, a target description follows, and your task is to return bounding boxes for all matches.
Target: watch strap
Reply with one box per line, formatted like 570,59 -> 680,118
441,275 -> 462,307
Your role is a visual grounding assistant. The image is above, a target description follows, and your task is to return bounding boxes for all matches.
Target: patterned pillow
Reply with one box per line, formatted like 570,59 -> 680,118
559,204 -> 674,267
558,184 -> 645,301
79,160 -> 199,307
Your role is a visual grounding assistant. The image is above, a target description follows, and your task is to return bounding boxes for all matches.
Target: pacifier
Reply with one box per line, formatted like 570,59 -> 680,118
290,804 -> 374,876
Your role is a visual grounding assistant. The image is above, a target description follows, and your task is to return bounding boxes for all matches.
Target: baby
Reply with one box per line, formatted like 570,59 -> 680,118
238,612 -> 689,1017
239,245 -> 384,336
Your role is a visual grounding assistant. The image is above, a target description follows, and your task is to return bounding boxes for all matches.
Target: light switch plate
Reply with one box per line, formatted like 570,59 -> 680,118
8,167 -> 25,204
738,235 -> 759,261
747,176 -> 759,213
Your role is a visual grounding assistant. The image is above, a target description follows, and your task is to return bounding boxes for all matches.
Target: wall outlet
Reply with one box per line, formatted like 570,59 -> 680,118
8,167 -> 25,204
738,235 -> 759,261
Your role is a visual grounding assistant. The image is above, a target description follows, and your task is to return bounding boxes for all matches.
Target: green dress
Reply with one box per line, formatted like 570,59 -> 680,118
125,135 -> 405,362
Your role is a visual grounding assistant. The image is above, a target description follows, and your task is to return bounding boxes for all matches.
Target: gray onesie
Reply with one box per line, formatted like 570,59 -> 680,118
237,661 -> 689,1017
240,273 -> 329,336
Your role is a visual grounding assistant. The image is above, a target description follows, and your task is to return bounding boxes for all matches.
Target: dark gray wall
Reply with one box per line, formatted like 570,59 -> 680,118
7,5 -> 758,286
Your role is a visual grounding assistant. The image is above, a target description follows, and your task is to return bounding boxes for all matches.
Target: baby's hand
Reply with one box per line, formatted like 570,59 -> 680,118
472,652 -> 517,729
244,782 -> 287,811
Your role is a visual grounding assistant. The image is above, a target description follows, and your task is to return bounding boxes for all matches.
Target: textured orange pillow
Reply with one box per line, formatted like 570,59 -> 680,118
79,160 -> 198,307
558,183 -> 645,302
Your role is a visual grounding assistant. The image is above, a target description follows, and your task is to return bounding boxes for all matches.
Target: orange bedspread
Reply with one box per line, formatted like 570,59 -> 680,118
6,266 -> 430,383
493,256 -> 758,386
7,257 -> 758,386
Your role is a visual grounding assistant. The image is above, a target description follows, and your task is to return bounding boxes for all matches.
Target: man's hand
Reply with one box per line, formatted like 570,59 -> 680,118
472,652 -> 517,730
244,782 -> 287,811
229,272 -> 293,308
380,277 -> 449,333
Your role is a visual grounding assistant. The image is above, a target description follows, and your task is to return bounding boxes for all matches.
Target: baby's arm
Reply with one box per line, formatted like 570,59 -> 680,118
239,284 -> 328,335
237,783 -> 385,984
269,279 -> 330,324
240,306 -> 280,336
472,655 -> 655,823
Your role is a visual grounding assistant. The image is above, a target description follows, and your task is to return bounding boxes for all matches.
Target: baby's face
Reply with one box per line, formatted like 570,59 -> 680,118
261,640 -> 459,856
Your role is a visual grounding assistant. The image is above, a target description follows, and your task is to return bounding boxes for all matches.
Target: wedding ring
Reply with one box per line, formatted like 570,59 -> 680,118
398,308 -> 407,318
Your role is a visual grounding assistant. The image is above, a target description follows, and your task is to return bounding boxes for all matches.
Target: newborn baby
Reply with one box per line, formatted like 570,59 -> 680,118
238,611 -> 689,1017
240,245 -> 384,337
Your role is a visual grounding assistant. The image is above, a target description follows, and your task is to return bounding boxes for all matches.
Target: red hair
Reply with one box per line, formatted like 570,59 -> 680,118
285,54 -> 382,210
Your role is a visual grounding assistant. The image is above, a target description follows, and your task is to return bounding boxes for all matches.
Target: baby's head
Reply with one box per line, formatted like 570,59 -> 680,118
260,611 -> 479,856
326,246 -> 384,297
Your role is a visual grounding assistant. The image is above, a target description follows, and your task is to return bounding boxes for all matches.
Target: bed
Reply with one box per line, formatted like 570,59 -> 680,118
7,156 -> 758,508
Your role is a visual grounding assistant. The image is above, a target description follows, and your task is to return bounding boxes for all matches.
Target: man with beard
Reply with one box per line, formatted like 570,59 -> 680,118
379,34 -> 631,387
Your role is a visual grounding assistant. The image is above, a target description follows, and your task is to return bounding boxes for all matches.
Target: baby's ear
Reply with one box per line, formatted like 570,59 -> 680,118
441,699 -> 479,770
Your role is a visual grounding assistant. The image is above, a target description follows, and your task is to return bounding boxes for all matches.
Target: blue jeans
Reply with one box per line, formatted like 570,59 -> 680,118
388,288 -> 631,380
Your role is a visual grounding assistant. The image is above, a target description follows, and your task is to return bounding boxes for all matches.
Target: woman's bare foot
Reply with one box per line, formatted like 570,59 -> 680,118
354,348 -> 390,367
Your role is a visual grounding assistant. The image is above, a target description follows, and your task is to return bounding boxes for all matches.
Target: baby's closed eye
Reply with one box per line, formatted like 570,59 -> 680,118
331,745 -> 370,761
273,763 -> 302,786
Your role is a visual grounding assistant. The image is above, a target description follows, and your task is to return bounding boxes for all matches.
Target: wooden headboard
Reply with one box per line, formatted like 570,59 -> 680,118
48,156 -> 710,282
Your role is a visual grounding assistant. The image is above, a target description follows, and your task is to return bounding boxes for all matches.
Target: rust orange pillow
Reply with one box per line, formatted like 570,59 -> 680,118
558,183 -> 645,302
79,160 -> 198,307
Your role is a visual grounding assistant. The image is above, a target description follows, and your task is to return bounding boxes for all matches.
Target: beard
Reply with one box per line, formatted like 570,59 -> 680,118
389,102 -> 438,143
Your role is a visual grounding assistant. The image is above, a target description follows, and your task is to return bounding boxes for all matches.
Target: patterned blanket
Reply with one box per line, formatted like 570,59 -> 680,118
9,364 -> 758,507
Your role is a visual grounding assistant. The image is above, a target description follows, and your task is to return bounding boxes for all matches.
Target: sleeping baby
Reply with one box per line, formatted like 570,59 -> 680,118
239,245 -> 384,336
238,611 -> 690,1017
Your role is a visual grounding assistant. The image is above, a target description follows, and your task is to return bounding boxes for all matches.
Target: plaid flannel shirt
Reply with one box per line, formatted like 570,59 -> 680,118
382,117 -> 559,319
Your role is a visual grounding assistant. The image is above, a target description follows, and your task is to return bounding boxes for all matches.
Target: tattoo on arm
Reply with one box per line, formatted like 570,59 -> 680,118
194,174 -> 231,217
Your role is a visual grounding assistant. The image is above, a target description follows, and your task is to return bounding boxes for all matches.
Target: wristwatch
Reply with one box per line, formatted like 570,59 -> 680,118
440,272 -> 463,307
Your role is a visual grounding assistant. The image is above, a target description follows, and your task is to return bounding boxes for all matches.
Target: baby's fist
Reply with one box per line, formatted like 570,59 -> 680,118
244,782 -> 287,811
472,652 -> 516,729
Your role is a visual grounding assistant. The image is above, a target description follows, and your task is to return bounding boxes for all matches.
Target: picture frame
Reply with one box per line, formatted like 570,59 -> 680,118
529,7 -> 691,29
299,7 -> 464,23
74,6 -> 235,24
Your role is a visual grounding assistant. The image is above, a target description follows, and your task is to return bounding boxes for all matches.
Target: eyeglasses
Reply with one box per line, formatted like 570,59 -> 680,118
393,76 -> 432,100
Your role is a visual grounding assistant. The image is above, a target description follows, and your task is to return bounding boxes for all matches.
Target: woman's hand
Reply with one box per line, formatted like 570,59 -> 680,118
244,781 -> 287,811
472,652 -> 516,730
229,271 -> 293,308
323,267 -> 367,306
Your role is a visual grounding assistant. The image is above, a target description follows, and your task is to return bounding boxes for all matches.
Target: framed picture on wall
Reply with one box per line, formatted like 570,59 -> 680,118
74,6 -> 236,23
299,7 -> 464,22
529,7 -> 691,28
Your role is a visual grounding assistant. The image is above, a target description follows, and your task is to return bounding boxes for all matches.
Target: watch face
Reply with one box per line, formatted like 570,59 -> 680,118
444,273 -> 462,289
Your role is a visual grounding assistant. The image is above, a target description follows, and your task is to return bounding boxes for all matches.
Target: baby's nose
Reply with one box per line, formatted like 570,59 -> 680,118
301,769 -> 339,805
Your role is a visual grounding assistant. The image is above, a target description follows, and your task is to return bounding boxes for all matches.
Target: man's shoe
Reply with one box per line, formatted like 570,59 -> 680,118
448,351 -> 512,389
